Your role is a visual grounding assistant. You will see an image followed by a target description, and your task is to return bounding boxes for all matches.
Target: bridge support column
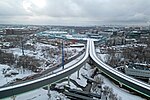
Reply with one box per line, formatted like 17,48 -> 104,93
68,76 -> 70,86
119,82 -> 123,87
77,69 -> 80,79
11,95 -> 16,100
47,84 -> 51,98
83,64 -> 86,70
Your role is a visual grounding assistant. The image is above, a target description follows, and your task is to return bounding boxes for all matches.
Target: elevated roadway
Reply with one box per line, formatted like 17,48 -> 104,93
0,39 -> 150,99
0,40 -> 89,99
89,40 -> 150,98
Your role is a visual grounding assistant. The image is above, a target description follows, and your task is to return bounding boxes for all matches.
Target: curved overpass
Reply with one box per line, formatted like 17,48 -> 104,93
89,40 -> 150,98
0,39 -> 150,99
0,40 -> 89,99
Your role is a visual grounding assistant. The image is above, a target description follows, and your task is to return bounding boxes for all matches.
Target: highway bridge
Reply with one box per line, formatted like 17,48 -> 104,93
0,39 -> 150,99
89,40 -> 150,99
0,40 -> 89,99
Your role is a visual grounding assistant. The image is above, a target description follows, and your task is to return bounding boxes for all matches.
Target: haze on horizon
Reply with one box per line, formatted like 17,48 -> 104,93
0,0 -> 150,26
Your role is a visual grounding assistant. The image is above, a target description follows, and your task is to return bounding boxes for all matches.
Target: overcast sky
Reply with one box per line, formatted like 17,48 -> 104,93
0,0 -> 150,25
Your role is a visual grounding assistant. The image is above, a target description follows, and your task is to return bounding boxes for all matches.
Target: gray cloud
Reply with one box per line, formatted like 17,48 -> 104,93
0,0 -> 150,25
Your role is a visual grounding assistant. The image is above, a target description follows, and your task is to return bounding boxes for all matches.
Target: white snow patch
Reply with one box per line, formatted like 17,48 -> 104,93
0,64 -> 35,86
101,75 -> 145,100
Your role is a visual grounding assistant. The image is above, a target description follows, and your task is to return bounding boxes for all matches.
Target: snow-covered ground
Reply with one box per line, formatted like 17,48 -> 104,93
53,53 -> 85,73
2,54 -> 87,100
0,64 -> 35,87
0,39 -> 85,99
0,38 -> 85,94
2,63 -> 89,100
3,42 -> 83,63
96,48 -> 110,63
71,64 -> 145,100
95,50 -> 145,100
101,74 -> 144,100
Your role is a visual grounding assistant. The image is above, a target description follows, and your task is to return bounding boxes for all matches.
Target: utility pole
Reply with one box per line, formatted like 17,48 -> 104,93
21,40 -> 25,56
21,34 -> 25,56
62,39 -> 64,69
77,69 -> 80,79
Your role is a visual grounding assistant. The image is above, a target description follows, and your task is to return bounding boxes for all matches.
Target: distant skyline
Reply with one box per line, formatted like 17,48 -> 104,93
0,0 -> 150,25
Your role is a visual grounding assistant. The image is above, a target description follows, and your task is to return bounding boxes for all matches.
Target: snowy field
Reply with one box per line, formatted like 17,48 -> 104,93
3,42 -> 84,63
0,64 -> 35,87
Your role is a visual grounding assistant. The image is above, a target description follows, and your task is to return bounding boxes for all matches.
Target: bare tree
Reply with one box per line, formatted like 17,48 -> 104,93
92,75 -> 104,93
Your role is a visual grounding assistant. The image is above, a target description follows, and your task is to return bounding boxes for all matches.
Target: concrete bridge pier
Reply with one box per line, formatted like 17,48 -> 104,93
119,82 -> 123,88
47,84 -> 51,98
68,75 -> 70,86
89,58 -> 93,65
11,95 -> 16,100
83,63 -> 87,70
77,69 -> 80,79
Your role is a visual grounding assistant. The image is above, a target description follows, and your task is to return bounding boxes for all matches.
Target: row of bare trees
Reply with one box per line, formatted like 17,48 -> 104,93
0,49 -> 41,72
91,74 -> 122,100
122,46 -> 150,64
0,50 -> 15,65
105,37 -> 150,67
